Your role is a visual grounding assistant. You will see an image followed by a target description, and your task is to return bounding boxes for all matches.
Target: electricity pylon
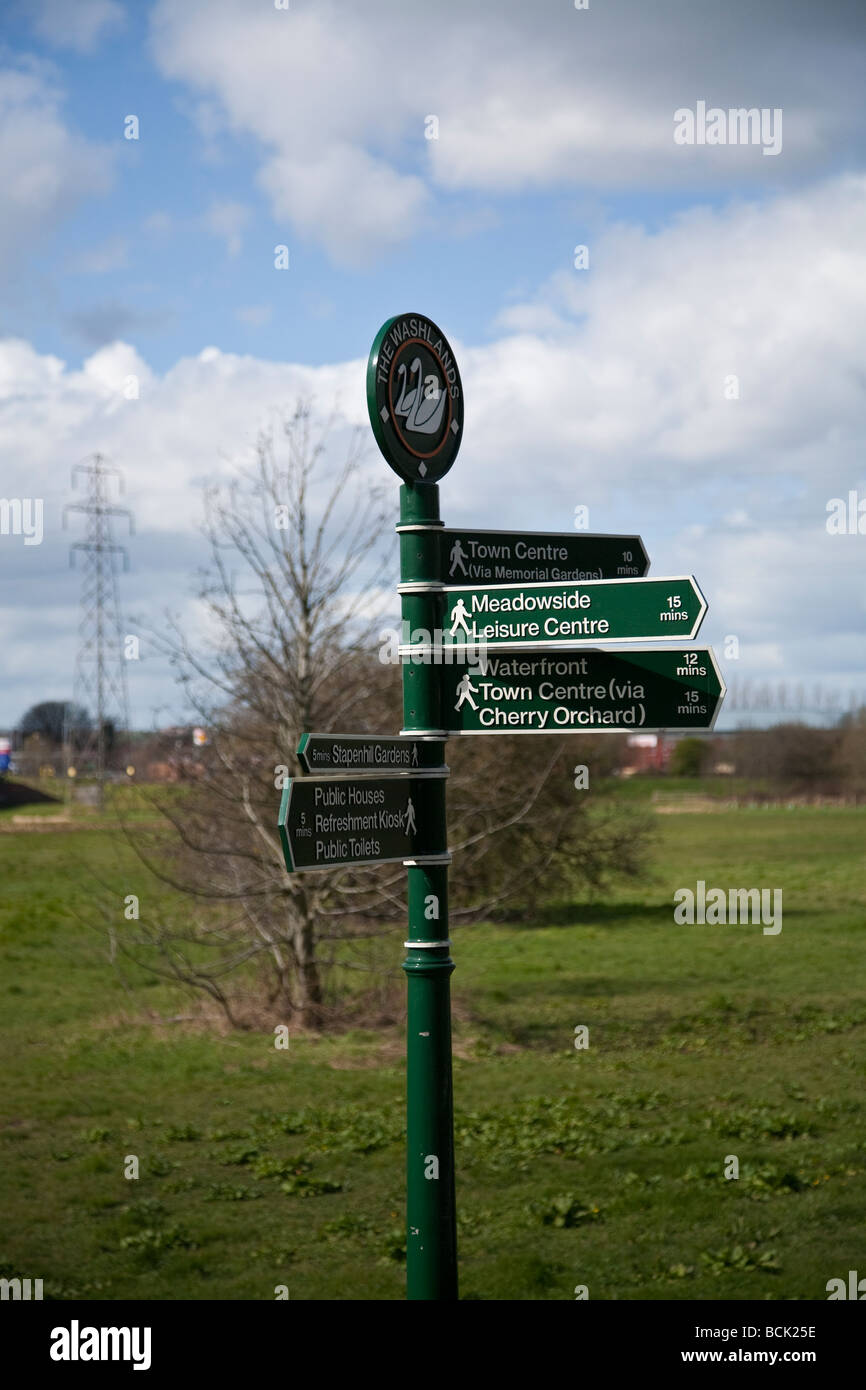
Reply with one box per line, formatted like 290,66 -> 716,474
63,454 -> 134,805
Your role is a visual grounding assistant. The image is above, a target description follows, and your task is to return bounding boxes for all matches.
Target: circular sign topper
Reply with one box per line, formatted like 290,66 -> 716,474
366,312 -> 464,484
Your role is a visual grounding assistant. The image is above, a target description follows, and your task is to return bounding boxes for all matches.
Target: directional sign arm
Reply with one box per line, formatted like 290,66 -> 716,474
278,782 -> 294,871
396,526 -> 650,583
436,647 -> 725,735
296,733 -> 445,775
415,575 -> 708,652
279,774 -> 449,872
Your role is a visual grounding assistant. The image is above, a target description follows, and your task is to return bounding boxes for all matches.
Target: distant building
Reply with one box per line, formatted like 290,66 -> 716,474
621,734 -> 674,775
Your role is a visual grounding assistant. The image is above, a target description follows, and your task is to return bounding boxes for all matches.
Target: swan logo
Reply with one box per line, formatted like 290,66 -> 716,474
393,357 -> 447,438
367,312 -> 464,484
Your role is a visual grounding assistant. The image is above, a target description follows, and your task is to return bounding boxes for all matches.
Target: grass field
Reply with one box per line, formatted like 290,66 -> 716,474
1,792 -> 864,1301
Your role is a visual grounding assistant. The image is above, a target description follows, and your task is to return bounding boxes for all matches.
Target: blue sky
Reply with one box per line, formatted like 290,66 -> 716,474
0,2 -> 776,373
0,0 -> 865,731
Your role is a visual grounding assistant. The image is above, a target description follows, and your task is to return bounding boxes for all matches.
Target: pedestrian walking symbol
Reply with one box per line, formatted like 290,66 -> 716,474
449,597 -> 472,637
404,797 -> 417,835
448,539 -> 468,577
454,673 -> 478,711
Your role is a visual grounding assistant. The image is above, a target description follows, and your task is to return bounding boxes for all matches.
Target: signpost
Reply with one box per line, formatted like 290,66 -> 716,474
431,647 -> 726,736
398,525 -> 649,583
401,574 -> 707,653
277,308 -> 725,1303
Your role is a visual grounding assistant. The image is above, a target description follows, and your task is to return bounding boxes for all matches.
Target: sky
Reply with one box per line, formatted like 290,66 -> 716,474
0,0 -> 864,732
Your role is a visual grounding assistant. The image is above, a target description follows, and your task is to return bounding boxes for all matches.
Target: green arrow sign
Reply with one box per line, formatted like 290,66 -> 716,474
297,733 -> 440,775
278,775 -> 446,872
425,647 -> 724,735
400,575 -> 707,651
397,525 -> 649,583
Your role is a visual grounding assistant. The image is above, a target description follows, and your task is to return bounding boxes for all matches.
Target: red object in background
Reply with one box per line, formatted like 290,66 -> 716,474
624,734 -> 675,772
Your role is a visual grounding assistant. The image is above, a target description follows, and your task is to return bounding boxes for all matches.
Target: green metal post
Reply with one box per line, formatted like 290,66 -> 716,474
399,481 -> 458,1301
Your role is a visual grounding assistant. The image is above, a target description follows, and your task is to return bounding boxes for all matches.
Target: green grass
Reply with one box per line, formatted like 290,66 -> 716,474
0,805 -> 864,1300
594,773 -> 852,801
0,777 -> 189,823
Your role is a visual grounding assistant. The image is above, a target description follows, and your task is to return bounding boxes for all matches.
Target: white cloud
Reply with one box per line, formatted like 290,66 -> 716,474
81,341 -> 155,399
149,0 -> 429,264
1,173 -> 865,722
149,0 -> 865,263
472,174 -> 866,503
0,338 -> 363,536
0,60 -> 113,274
258,145 -> 428,266
27,0 -> 124,53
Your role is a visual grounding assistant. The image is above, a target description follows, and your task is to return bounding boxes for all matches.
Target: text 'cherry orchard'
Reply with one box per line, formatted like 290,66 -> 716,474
437,648 -> 726,736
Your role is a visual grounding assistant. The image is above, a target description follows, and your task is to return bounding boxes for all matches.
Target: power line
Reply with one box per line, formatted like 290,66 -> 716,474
62,453 -> 134,804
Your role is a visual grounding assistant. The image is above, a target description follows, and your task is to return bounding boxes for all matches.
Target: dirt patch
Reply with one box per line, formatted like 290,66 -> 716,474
0,814 -> 72,831
652,794 -> 736,813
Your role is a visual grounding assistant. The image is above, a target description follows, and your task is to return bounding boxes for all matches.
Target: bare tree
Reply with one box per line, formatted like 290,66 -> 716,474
114,402 -> 652,1030
834,706 -> 866,801
727,723 -> 843,792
